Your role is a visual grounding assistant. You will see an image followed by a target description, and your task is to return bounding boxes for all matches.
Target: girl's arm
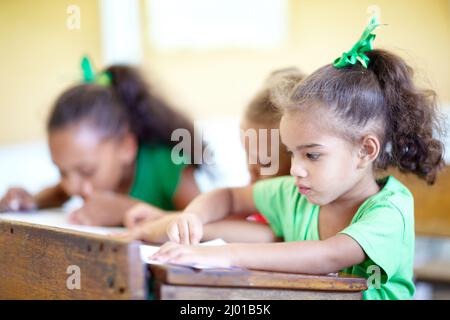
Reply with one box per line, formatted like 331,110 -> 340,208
184,185 -> 256,224
153,234 -> 366,275
203,215 -> 278,243
166,185 -> 257,244
0,183 -> 69,212
171,166 -> 201,210
34,183 -> 70,209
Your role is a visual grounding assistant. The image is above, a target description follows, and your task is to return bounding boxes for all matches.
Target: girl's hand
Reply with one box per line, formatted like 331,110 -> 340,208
167,213 -> 203,245
151,241 -> 232,268
68,191 -> 138,226
114,214 -> 181,244
0,187 -> 37,212
124,203 -> 165,229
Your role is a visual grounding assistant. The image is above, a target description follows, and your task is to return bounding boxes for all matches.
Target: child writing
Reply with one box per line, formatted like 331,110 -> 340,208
150,18 -> 445,300
121,68 -> 305,242
0,58 -> 201,226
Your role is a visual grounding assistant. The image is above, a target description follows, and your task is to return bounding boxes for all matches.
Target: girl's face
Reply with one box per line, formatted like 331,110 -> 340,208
240,119 -> 291,183
280,109 -> 365,206
48,123 -> 137,197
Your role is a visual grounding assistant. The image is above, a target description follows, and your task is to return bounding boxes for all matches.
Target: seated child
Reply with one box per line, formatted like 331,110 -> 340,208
150,18 -> 445,300
121,68 -> 305,242
0,58 -> 202,226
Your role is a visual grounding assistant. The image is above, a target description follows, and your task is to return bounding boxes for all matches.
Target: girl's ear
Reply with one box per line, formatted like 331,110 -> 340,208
118,132 -> 138,164
357,134 -> 380,169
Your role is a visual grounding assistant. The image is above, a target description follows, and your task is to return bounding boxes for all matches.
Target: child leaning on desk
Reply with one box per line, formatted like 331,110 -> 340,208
0,58 -> 202,226
149,19 -> 445,300
121,67 -> 306,243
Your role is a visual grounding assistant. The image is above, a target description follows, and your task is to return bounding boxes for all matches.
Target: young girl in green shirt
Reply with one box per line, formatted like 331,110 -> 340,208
0,61 -> 201,226
150,19 -> 445,299
122,67 -> 305,243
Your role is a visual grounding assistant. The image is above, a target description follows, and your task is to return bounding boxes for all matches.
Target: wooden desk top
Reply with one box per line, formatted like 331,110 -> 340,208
150,264 -> 368,291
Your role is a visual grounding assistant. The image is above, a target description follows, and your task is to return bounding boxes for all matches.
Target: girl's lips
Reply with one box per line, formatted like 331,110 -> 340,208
297,185 -> 311,195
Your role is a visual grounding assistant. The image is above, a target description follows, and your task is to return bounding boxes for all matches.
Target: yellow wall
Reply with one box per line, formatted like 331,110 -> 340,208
0,0 -> 449,144
0,0 -> 102,144
143,0 -> 450,121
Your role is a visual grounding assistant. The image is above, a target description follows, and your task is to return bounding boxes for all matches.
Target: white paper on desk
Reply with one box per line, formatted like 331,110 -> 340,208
140,238 -> 228,269
0,209 -> 126,235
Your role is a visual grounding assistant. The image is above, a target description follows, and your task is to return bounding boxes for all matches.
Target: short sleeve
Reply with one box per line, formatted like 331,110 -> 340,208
339,204 -> 406,282
253,177 -> 294,238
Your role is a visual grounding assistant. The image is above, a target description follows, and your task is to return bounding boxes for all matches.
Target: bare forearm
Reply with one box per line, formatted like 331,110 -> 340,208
34,184 -> 70,209
228,242 -> 335,274
184,185 -> 256,225
184,188 -> 234,224
203,217 -> 278,243
228,236 -> 365,275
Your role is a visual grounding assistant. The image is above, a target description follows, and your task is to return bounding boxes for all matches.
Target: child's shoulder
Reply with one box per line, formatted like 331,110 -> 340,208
375,175 -> 413,208
360,175 -> 414,223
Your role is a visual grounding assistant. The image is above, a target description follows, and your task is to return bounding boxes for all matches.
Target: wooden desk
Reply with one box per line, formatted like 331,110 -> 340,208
0,219 -> 146,299
0,216 -> 368,300
149,264 -> 368,300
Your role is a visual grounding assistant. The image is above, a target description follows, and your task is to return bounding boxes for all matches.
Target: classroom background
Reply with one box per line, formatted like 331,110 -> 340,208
0,0 -> 449,299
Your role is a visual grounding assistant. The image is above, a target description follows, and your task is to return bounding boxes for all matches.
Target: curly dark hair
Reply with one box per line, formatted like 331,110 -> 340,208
278,49 -> 445,184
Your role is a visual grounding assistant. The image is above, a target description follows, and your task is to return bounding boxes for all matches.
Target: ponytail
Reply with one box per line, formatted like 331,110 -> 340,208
367,50 -> 445,184
106,65 -> 197,148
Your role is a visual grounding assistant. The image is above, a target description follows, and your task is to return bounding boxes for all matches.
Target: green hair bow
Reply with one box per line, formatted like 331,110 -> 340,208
333,15 -> 381,69
81,55 -> 111,86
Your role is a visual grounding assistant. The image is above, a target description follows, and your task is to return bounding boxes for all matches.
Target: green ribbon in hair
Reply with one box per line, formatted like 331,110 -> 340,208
333,15 -> 381,69
81,55 -> 111,86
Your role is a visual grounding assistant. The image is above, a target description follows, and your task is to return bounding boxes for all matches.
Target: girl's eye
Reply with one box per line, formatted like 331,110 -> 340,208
306,153 -> 321,161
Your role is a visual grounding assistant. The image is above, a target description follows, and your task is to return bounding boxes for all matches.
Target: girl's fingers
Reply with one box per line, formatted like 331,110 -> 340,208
167,223 -> 181,243
21,196 -> 37,211
177,220 -> 186,244
188,218 -> 202,245
68,209 -> 92,225
68,211 -> 81,224
151,242 -> 180,260
180,220 -> 191,245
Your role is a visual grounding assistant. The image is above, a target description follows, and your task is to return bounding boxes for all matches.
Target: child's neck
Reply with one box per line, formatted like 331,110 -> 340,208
117,160 -> 136,194
327,173 -> 380,218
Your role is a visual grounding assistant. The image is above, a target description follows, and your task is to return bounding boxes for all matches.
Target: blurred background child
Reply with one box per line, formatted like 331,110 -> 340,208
0,63 -> 202,226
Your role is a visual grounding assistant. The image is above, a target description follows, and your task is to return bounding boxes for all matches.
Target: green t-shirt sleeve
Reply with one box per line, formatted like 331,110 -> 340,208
253,177 -> 294,238
339,204 -> 406,282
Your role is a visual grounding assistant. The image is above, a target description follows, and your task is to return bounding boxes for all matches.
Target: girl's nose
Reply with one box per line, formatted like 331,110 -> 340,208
63,173 -> 82,196
290,160 -> 307,178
